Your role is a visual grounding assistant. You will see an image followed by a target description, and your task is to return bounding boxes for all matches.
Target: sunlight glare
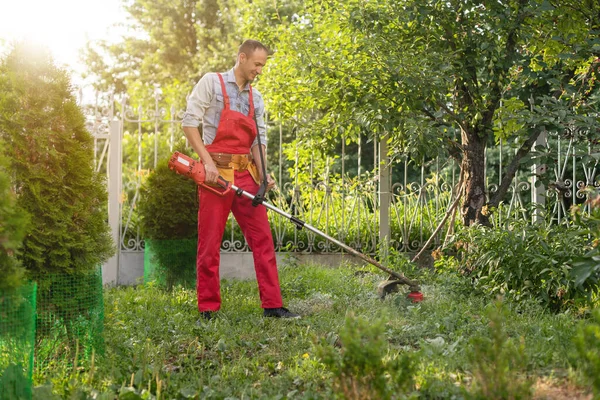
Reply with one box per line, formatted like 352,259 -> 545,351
0,0 -> 126,73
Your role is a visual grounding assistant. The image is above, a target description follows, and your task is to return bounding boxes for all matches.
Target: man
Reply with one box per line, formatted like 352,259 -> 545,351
182,39 -> 299,320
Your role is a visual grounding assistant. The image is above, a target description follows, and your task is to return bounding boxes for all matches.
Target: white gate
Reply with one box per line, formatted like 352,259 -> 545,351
84,90 -> 186,284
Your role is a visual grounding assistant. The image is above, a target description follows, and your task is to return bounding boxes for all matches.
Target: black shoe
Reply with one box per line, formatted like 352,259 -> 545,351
200,311 -> 215,321
263,307 -> 301,319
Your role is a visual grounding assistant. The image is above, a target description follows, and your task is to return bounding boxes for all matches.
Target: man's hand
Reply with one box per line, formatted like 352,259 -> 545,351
204,161 -> 219,184
265,174 -> 276,192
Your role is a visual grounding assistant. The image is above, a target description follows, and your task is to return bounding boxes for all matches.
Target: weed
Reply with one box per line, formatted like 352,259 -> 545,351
466,299 -> 533,400
573,308 -> 600,396
315,313 -> 415,399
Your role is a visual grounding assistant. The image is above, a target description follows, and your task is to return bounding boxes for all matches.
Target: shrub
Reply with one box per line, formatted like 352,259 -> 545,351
449,220 -> 594,311
138,146 -> 198,288
0,45 -> 114,277
570,195 -> 600,298
467,300 -> 532,399
143,238 -> 197,289
137,149 -> 198,241
0,283 -> 37,400
574,308 -> 600,396
315,314 -> 415,399
1,46 -> 113,366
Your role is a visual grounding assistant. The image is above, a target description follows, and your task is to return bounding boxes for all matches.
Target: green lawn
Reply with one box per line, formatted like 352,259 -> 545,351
33,262 -> 594,399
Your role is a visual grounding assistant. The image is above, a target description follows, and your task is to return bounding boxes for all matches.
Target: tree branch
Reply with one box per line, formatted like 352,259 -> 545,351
444,138 -> 464,162
436,101 -> 468,132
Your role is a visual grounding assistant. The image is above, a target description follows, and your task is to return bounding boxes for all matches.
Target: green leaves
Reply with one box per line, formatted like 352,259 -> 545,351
571,249 -> 600,289
450,220 -> 596,311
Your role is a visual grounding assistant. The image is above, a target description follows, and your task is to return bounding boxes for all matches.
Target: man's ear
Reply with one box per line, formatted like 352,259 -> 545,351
239,52 -> 247,63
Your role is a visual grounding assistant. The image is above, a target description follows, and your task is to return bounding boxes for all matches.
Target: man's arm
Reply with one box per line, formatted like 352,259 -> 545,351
183,127 -> 219,184
181,74 -> 219,184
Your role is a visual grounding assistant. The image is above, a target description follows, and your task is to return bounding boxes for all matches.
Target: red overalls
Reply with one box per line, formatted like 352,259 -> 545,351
196,73 -> 283,312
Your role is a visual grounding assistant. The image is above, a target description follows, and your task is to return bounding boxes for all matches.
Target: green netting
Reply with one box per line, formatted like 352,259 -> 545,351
144,239 -> 197,289
0,282 -> 37,400
34,267 -> 104,369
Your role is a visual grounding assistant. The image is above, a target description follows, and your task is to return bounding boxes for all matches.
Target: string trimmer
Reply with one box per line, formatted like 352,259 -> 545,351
168,151 -> 423,302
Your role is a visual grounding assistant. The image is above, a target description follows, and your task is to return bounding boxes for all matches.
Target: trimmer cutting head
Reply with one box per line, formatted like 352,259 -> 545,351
377,279 -> 424,302
377,279 -> 401,298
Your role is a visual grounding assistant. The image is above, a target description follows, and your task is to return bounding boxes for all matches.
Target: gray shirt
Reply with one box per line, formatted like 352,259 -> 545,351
181,68 -> 267,148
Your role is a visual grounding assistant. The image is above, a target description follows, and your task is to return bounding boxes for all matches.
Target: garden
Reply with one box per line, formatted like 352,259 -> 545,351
2,0 -> 600,399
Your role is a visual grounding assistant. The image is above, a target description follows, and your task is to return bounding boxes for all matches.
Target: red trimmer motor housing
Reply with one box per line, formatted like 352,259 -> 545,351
168,152 -> 206,186
168,151 -> 231,196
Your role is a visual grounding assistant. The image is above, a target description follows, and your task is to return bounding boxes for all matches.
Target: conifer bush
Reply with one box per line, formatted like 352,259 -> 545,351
0,45 -> 114,360
0,149 -> 29,291
0,46 -> 114,277
138,146 -> 198,288
0,149 -> 35,400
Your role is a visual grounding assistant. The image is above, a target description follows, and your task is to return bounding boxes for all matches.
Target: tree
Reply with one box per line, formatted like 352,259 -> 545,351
252,0 -> 600,225
0,44 -> 114,276
82,0 -> 245,107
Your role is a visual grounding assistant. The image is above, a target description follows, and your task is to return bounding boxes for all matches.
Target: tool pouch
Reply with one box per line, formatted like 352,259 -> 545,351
209,154 -> 235,186
216,166 -> 234,185
247,162 -> 261,185
209,153 -> 260,185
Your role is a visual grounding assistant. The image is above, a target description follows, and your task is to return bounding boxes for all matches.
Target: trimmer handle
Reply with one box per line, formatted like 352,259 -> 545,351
168,151 -> 231,196
202,176 -> 232,196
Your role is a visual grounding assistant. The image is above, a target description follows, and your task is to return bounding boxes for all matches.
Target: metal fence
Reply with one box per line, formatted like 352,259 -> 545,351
82,90 -> 599,282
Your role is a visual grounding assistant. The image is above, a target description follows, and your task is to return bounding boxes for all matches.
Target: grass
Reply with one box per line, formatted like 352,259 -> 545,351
32,262 -> 595,399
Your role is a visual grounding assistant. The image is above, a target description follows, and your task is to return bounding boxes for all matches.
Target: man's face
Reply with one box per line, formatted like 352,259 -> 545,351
239,49 -> 268,82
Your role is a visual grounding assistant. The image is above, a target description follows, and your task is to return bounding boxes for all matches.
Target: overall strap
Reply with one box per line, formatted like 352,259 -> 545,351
248,85 -> 255,117
216,73 -> 230,109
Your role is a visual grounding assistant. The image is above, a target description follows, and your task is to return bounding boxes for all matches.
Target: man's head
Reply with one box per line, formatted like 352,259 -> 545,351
236,39 -> 269,83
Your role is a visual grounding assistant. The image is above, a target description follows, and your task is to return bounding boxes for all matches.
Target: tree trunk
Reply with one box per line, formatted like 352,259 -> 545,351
460,127 -> 490,226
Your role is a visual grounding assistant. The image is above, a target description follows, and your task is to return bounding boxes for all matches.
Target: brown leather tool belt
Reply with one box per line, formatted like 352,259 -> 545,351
209,152 -> 252,171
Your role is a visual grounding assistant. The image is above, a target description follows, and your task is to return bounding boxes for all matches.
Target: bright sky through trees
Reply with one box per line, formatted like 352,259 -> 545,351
0,0 -> 127,80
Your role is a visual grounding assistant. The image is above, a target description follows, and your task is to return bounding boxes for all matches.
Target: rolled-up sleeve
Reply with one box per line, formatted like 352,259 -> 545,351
182,74 -> 214,128
252,93 -> 267,148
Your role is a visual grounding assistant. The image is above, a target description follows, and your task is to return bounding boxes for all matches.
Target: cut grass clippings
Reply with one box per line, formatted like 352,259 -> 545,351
32,262 -> 594,399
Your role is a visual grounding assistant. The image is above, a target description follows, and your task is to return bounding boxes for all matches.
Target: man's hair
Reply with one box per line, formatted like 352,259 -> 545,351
238,40 -> 270,56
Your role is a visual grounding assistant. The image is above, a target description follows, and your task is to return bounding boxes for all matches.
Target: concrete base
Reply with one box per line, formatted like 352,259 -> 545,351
220,252 -> 362,280
118,251 -> 145,285
115,251 -> 365,285
112,249 -> 434,286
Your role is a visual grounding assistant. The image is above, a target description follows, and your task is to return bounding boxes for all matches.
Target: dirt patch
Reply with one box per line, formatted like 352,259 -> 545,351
532,377 -> 592,400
